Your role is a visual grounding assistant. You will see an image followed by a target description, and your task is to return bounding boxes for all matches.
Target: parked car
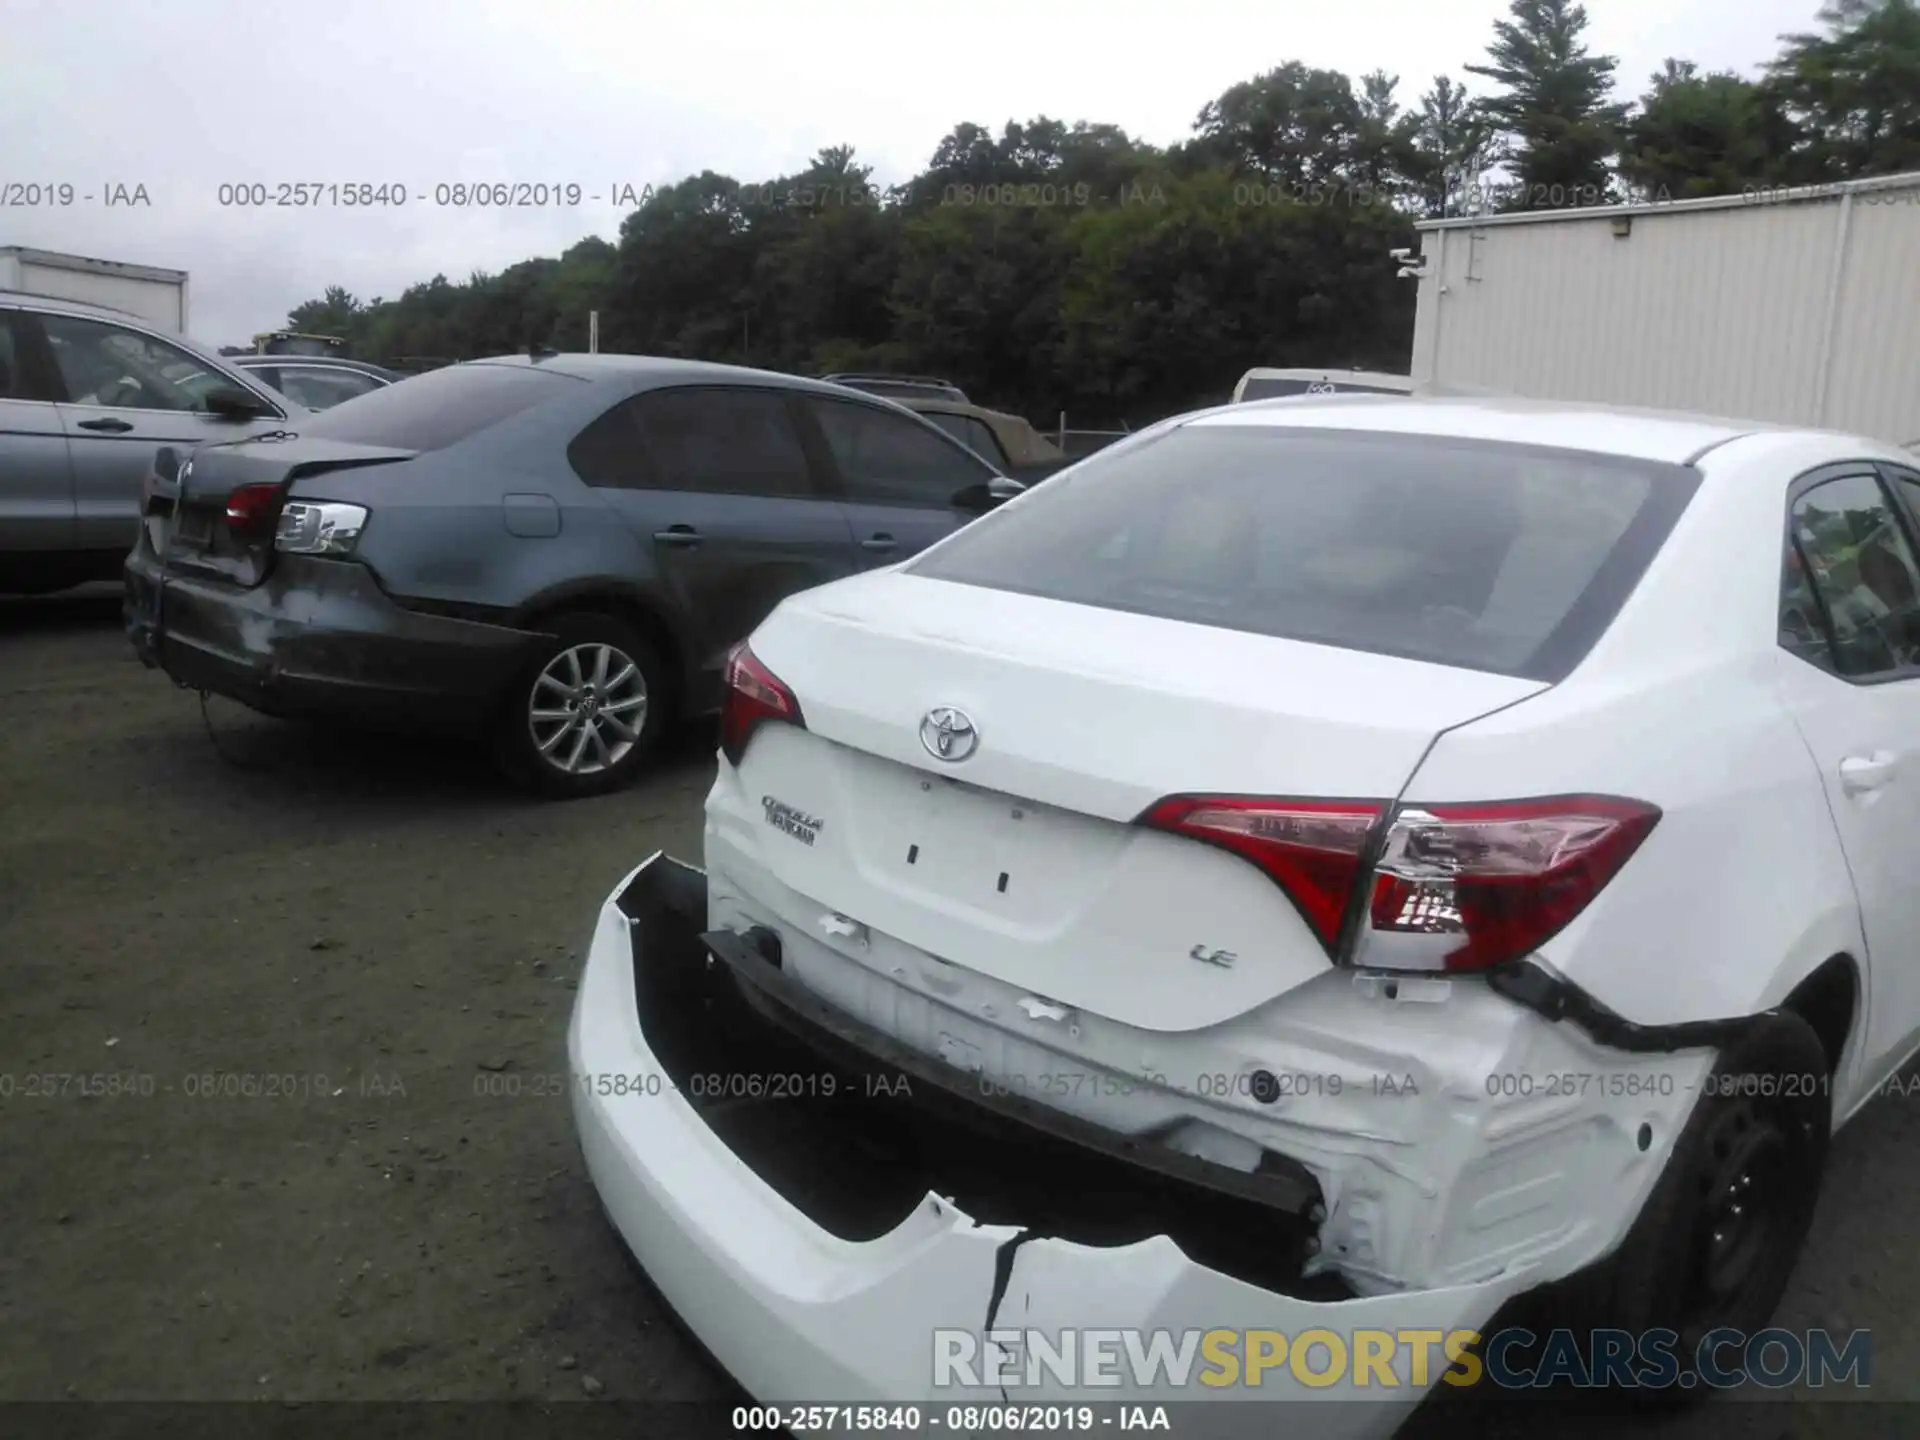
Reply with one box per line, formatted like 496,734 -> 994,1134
229,354 -> 403,412
0,291 -> 303,594
820,372 -> 968,403
893,396 -> 1071,481
124,356 -> 1023,797
251,330 -> 348,358
1231,366 -> 1417,402
571,392 -> 1920,1421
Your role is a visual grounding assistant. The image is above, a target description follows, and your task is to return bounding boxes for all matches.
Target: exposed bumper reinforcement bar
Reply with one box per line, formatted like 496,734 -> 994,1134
695,923 -> 1325,1222
1489,959 -> 1764,1055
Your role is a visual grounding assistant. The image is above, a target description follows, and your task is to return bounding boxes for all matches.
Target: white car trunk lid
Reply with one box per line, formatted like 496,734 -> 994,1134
738,574 -> 1547,1031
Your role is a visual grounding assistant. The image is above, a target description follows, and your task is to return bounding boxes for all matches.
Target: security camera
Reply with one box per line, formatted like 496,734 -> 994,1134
1390,247 -> 1414,262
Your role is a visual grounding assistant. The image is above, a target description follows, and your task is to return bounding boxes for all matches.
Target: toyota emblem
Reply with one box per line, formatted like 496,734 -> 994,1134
919,707 -> 978,762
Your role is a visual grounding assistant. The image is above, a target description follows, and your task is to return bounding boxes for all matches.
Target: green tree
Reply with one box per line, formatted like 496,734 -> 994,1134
1190,64 -> 1367,185
1768,0 -> 1920,179
278,63 -> 1452,418
1058,170 -> 1414,419
1406,76 -> 1496,215
1466,0 -> 1628,204
1620,60 -> 1786,198
286,285 -> 363,340
889,201 -> 1074,411
746,148 -> 900,369
545,236 -> 617,351
599,171 -> 757,360
1353,71 -> 1425,202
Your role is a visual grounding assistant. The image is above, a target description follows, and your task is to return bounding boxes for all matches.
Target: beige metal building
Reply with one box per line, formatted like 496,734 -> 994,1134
1407,170 -> 1920,446
0,247 -> 190,333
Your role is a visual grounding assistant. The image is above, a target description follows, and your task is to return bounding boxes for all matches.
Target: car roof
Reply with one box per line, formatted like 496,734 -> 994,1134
1182,393 -> 1790,465
823,371 -> 958,385
895,396 -> 1025,425
821,375 -> 968,400
1237,366 -> 1415,388
232,354 -> 394,373
462,352 -> 949,405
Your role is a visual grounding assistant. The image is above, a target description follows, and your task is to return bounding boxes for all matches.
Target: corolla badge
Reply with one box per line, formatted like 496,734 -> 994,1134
920,706 -> 978,762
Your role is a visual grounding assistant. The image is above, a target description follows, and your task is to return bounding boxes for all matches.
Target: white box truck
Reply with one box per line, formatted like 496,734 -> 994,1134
1407,169 -> 1920,448
0,246 -> 190,334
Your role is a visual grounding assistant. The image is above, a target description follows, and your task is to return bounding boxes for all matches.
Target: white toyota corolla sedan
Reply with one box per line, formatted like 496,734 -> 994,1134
569,395 -> 1920,1434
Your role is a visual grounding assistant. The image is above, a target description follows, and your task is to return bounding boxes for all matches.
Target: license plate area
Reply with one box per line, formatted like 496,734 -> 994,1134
850,765 -> 1122,924
898,777 -> 1039,901
173,507 -> 215,548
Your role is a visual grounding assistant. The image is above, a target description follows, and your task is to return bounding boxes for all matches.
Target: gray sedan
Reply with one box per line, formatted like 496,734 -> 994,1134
124,354 -> 1023,798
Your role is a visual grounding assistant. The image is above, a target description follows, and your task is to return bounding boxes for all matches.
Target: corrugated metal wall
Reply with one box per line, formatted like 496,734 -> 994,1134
1825,186 -> 1920,445
1410,177 -> 1920,445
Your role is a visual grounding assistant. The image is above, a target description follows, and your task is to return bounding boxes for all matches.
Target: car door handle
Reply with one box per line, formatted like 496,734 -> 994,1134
76,417 -> 135,433
652,525 -> 702,547
1840,752 -> 1899,794
861,533 -> 898,552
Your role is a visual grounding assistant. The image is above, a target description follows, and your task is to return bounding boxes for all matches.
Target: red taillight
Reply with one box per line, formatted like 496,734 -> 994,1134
223,483 -> 283,539
719,641 -> 804,766
1138,795 -> 1385,953
1139,791 -> 1660,973
1362,796 -> 1660,973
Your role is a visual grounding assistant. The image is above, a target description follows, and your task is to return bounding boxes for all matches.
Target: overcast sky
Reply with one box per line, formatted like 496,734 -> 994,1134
4,0 -> 1821,347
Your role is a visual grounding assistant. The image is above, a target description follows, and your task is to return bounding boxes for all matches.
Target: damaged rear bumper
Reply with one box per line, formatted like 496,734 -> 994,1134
123,545 -> 543,731
567,854 -> 1540,1434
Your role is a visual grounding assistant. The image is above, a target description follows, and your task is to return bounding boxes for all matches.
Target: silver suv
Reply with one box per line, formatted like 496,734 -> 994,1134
0,291 -> 303,594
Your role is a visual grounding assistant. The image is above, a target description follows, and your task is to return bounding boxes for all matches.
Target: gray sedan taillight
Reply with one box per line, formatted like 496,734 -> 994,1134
275,501 -> 368,555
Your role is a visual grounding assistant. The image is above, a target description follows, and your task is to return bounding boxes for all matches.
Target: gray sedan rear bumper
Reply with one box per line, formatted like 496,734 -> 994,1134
124,547 -> 546,732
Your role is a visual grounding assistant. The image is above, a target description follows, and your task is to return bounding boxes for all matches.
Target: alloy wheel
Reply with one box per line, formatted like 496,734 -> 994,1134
527,642 -> 649,776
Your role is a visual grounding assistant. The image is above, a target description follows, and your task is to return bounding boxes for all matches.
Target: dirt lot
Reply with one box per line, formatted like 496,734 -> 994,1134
2,590 -> 1915,1436
1,589 -> 724,1416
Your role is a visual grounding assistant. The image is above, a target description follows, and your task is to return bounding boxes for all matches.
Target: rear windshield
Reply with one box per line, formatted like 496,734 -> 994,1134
909,425 -> 1701,681
298,363 -> 578,450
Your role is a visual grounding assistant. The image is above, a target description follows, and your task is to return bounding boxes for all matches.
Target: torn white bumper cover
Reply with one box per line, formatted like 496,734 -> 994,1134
568,853 -> 1710,1435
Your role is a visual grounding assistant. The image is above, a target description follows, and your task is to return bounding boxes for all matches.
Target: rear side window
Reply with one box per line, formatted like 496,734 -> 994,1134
299,363 -> 575,449
275,366 -> 385,411
923,411 -> 970,444
964,417 -> 1010,466
1239,378 -> 1315,400
921,411 -> 1011,467
910,425 -> 1700,681
573,386 -> 816,498
1893,467 -> 1920,528
1783,472 -> 1920,678
809,397 -> 991,506
0,314 -> 23,399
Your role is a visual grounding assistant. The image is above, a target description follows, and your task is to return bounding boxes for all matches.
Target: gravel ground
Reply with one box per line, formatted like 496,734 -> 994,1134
1,590 -> 723,1418
2,590 -> 1914,1438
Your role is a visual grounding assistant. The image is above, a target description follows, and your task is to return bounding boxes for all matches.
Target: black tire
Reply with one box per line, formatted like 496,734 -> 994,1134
493,611 -> 670,799
1564,1011 -> 1831,1405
